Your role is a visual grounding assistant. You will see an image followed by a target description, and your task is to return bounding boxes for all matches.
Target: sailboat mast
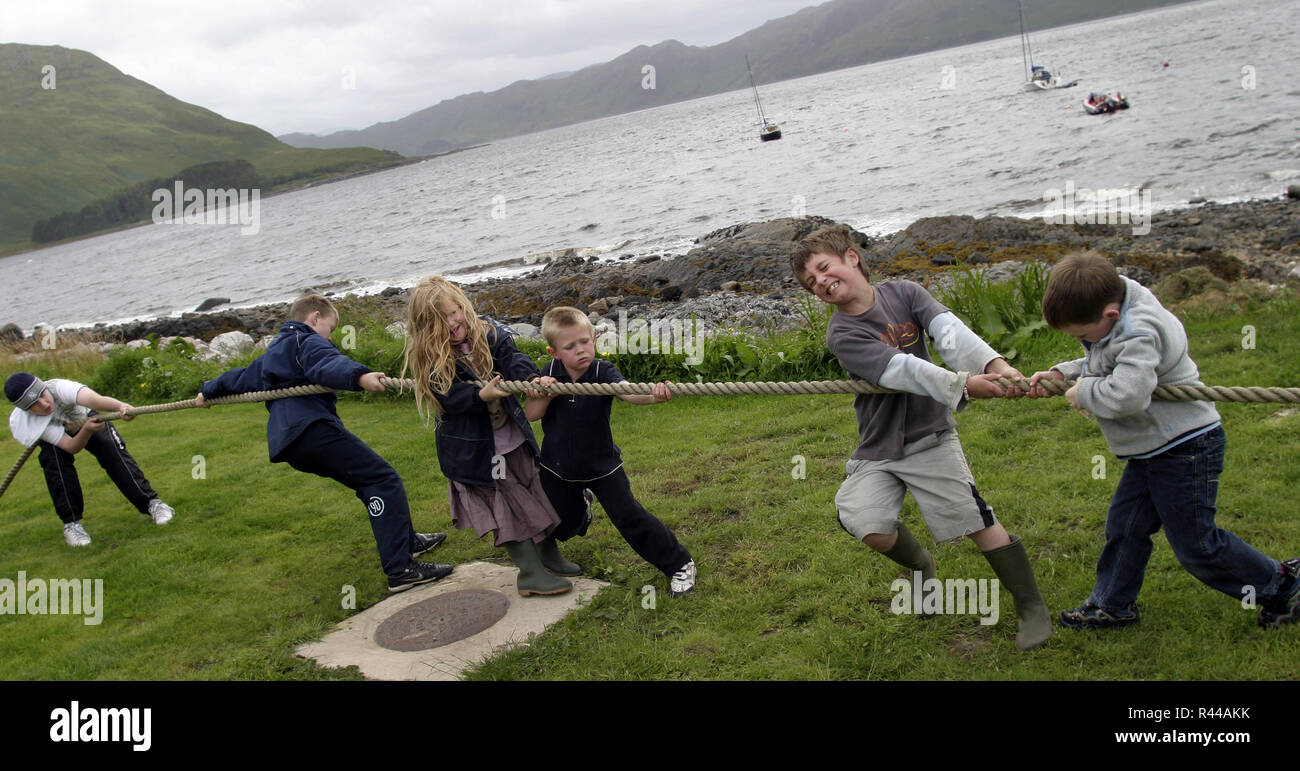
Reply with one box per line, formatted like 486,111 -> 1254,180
1018,0 -> 1034,79
746,55 -> 767,125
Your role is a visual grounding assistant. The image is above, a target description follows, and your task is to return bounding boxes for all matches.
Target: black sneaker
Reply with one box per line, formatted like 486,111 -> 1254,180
388,561 -> 453,593
1059,600 -> 1139,630
411,532 -> 446,558
1259,557 -> 1300,629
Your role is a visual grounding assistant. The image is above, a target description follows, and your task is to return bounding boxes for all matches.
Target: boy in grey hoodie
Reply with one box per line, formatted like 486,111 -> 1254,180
1029,251 -> 1299,629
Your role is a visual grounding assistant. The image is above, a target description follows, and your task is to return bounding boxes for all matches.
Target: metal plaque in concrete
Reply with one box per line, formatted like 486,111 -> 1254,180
374,589 -> 510,651
296,561 -> 607,680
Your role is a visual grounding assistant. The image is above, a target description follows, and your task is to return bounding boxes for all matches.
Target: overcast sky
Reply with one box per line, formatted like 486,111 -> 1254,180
4,0 -> 821,137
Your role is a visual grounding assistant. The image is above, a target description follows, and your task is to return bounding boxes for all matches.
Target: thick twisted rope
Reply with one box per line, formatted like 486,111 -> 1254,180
480,377 -> 1300,403
0,444 -> 36,500
0,383 -> 335,501
4,376 -> 1297,501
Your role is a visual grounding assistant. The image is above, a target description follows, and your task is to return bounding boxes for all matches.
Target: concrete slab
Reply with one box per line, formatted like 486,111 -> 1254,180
295,561 -> 607,680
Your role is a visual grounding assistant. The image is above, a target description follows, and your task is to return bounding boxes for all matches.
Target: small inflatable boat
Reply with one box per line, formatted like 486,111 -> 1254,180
1083,91 -> 1130,114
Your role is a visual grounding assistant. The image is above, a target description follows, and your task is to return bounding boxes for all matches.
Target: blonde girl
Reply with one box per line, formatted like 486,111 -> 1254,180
402,276 -> 576,595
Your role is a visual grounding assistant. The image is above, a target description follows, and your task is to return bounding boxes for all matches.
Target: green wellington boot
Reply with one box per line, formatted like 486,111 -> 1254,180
882,523 -> 938,617
537,536 -> 582,576
982,534 -> 1052,651
505,540 -> 573,596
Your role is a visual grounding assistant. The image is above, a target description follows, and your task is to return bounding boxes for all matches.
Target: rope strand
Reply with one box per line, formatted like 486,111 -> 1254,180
478,377 -> 1300,403
4,375 -> 1296,501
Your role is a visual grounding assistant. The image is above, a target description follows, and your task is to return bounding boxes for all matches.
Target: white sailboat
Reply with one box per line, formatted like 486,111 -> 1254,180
1019,0 -> 1078,91
746,56 -> 781,141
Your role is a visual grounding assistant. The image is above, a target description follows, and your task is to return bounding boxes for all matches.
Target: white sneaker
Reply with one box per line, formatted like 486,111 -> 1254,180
63,522 -> 92,547
669,559 -> 696,597
147,499 -> 175,525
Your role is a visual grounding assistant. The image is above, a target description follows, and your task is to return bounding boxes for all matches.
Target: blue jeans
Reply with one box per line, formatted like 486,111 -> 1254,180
1090,426 -> 1284,609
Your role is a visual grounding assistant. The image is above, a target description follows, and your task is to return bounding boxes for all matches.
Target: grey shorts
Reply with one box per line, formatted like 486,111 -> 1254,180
834,429 -> 997,543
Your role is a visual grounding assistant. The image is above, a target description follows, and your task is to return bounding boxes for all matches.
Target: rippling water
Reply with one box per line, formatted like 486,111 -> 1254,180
2,0 -> 1296,331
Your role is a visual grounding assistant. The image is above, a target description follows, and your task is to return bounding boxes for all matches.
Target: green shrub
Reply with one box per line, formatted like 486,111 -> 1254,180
935,264 -> 1059,364
527,299 -> 843,384
91,337 -> 260,403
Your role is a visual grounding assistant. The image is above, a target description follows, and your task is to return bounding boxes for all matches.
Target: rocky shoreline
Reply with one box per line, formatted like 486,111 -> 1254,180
5,194 -> 1298,348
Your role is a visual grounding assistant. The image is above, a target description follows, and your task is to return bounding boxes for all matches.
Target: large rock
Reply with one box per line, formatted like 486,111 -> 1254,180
205,331 -> 255,362
875,214 -> 1085,264
466,216 -> 857,321
1279,220 -> 1300,249
194,297 -> 230,312
0,323 -> 23,344
1155,267 -> 1228,305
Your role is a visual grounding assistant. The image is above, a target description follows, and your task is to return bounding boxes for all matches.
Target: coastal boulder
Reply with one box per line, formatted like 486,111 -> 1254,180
695,216 -> 845,246
206,331 -> 255,362
1279,220 -> 1300,250
644,216 -> 865,298
658,285 -> 683,302
1155,267 -> 1227,305
194,297 -> 230,312
876,214 -> 1084,265
0,323 -> 23,344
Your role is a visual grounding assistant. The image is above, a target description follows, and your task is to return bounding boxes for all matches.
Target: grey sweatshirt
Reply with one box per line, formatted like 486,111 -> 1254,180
1052,277 -> 1219,457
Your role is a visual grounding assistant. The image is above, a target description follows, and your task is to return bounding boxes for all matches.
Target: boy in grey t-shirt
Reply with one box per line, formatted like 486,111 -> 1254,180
791,225 -> 1051,651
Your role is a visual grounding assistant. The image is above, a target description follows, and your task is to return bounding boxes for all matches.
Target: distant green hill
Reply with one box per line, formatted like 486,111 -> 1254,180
0,44 -> 405,253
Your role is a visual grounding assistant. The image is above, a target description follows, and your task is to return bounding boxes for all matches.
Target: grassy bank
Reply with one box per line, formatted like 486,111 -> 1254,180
1,293 -> 1298,680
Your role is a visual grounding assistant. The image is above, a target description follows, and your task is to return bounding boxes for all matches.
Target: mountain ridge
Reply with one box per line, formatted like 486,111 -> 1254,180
279,0 -> 1198,156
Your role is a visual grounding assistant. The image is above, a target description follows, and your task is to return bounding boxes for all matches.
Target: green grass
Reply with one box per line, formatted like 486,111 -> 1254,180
2,296 -> 1299,680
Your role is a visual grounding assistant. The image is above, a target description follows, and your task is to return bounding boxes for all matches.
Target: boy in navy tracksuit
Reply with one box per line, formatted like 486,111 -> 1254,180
197,294 -> 452,592
525,306 -> 696,596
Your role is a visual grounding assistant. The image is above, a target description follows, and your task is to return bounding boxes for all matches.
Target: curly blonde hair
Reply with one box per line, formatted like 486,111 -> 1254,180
401,276 -> 495,421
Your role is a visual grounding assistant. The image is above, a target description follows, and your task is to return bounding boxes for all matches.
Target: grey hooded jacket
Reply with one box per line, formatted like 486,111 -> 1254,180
1052,277 -> 1219,457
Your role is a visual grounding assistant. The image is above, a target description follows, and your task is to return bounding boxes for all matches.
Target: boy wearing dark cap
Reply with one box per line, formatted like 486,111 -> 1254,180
6,372 -> 175,547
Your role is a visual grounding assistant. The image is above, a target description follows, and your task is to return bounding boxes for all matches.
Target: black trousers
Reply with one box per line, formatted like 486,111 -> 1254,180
541,466 -> 691,577
38,422 -> 157,525
278,420 -> 419,577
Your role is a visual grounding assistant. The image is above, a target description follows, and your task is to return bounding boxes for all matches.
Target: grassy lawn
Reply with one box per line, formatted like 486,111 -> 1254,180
1,297 -> 1298,680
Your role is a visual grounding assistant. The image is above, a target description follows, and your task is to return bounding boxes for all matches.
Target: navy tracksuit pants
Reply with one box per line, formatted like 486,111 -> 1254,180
279,420 -> 419,577
541,466 -> 691,577
39,422 -> 157,524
